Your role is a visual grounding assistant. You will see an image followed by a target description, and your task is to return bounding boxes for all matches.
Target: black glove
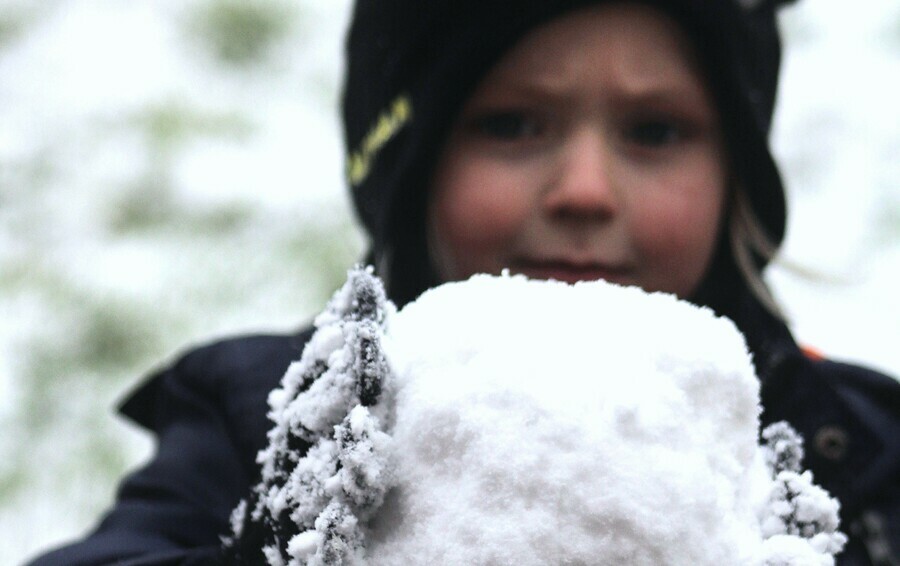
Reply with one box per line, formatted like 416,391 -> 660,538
223,267 -> 393,565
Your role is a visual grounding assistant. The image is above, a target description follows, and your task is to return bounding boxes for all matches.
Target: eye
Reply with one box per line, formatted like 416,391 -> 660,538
624,119 -> 681,147
469,111 -> 543,141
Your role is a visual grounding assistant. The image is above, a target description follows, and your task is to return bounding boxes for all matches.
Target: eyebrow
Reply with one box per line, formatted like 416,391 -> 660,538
609,84 -> 712,108
478,77 -> 711,110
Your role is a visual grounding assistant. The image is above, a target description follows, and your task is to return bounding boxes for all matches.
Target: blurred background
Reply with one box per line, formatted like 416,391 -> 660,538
1,0 -> 897,563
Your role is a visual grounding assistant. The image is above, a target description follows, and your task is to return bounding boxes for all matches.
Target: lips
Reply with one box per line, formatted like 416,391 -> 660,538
512,258 -> 633,285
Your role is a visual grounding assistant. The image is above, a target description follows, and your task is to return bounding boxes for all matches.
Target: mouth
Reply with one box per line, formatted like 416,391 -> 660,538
511,259 -> 633,286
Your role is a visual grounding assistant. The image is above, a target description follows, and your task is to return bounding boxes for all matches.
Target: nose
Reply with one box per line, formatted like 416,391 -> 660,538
542,127 -> 618,220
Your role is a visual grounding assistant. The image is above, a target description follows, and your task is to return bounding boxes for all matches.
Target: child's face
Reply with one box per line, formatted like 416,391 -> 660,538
427,3 -> 727,299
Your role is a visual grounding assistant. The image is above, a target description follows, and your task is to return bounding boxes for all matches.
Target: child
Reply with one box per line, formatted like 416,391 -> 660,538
29,0 -> 899,564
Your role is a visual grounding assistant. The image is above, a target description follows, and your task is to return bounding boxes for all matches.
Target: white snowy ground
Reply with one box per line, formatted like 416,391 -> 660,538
0,0 -> 897,563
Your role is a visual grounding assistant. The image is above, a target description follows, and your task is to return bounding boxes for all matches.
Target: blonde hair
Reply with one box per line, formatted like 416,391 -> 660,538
728,187 -> 785,320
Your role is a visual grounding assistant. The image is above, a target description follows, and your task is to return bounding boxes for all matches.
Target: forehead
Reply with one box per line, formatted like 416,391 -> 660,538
476,3 -> 707,100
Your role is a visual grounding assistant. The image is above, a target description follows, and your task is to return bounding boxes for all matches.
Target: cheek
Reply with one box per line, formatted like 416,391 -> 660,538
636,200 -> 720,256
630,173 -> 726,295
428,157 -> 532,279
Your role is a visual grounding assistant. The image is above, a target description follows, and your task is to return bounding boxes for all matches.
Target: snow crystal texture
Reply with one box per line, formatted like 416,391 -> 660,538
369,274 -> 767,564
233,271 -> 845,565
366,274 -> 843,565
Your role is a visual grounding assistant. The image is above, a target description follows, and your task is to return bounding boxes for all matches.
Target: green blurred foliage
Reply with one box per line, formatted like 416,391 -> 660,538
0,1 -> 66,52
0,11 -> 25,50
130,100 -> 254,153
106,171 -> 179,233
2,1 -> 354,560
891,8 -> 900,49
282,217 -> 364,307
874,197 -> 900,245
27,298 -> 159,383
0,467 -> 27,503
186,0 -> 299,66
0,269 -> 165,512
105,101 -> 255,233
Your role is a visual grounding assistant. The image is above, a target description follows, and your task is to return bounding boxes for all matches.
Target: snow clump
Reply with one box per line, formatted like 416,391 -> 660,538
229,270 -> 845,565
224,266 -> 395,565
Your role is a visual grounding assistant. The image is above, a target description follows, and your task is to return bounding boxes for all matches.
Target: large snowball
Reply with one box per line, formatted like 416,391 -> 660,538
368,274 -> 770,565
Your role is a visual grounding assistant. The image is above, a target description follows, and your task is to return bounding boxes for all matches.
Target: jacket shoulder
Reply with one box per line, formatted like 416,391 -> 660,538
811,357 -> 900,418
801,357 -> 900,563
25,329 -> 317,566
120,329 -> 314,429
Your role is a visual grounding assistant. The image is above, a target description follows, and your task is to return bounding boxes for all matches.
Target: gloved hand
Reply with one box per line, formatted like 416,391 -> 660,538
223,266 -> 394,565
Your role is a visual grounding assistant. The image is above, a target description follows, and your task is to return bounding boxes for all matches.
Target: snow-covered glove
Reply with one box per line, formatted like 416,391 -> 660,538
223,266 -> 395,566
760,422 -> 847,565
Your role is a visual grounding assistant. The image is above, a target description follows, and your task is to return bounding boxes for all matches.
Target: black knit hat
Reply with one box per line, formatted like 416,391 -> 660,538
341,0 -> 796,305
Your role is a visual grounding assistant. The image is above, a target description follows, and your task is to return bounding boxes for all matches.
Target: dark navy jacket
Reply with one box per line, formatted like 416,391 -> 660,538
26,320 -> 900,565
